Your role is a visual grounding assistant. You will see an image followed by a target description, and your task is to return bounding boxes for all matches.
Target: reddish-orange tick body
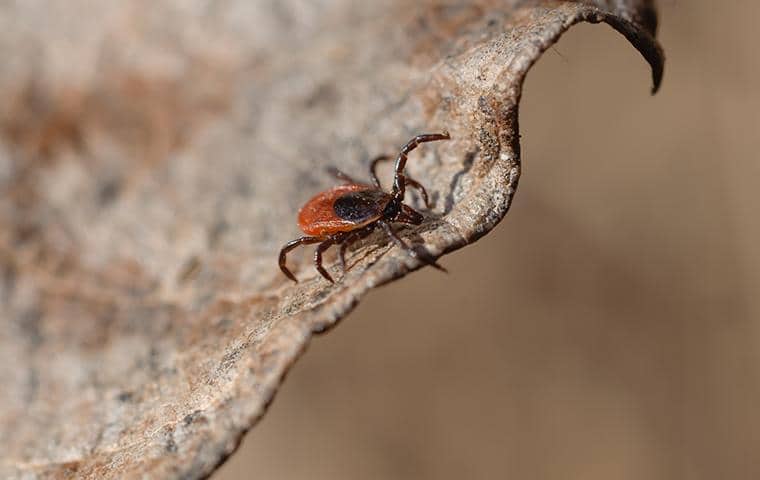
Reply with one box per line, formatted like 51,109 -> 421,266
279,131 -> 450,283
297,184 -> 382,236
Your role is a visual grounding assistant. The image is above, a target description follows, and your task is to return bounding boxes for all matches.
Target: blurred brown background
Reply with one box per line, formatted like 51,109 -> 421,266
218,1 -> 760,479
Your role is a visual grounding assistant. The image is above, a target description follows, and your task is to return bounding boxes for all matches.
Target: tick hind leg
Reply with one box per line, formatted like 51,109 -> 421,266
279,236 -> 323,282
379,221 -> 447,273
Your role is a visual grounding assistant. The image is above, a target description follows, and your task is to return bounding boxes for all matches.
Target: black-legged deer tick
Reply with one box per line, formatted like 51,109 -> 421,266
279,131 -> 450,283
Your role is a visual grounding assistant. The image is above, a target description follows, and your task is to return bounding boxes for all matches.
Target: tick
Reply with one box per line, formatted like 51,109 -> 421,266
279,131 -> 450,283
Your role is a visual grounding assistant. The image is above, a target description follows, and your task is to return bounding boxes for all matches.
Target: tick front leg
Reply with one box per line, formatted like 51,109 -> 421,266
372,155 -> 431,208
404,177 -> 430,208
369,155 -> 391,188
379,221 -> 447,273
392,131 -> 450,197
279,236 -> 323,282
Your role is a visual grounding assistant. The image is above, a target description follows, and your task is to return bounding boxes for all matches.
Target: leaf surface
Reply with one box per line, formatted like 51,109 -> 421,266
0,1 -> 663,478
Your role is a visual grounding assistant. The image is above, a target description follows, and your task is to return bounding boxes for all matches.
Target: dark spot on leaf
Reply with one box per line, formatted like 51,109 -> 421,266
177,256 -> 201,285
304,83 -> 339,109
98,177 -> 122,205
166,437 -> 178,453
117,391 -> 134,403
183,410 -> 205,426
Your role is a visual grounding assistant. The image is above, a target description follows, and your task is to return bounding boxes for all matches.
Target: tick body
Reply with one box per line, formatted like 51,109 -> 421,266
279,131 -> 450,283
298,184 -> 385,236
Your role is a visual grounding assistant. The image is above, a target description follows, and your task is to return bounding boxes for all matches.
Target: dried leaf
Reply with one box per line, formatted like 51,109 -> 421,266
0,1 -> 663,478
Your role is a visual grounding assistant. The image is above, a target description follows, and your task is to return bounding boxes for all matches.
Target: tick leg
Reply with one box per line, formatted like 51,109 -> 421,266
371,154 -> 430,208
338,233 -> 359,274
369,155 -> 391,188
392,131 -> 450,199
326,166 -> 359,184
279,236 -> 323,282
404,177 -> 430,208
315,236 -> 341,283
379,221 -> 447,273
338,226 -> 375,275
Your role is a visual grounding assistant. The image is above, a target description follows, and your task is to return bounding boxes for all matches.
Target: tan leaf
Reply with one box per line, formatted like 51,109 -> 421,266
0,1 -> 663,478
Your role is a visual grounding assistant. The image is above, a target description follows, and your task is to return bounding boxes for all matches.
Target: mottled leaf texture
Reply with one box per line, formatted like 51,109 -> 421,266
0,1 -> 663,478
